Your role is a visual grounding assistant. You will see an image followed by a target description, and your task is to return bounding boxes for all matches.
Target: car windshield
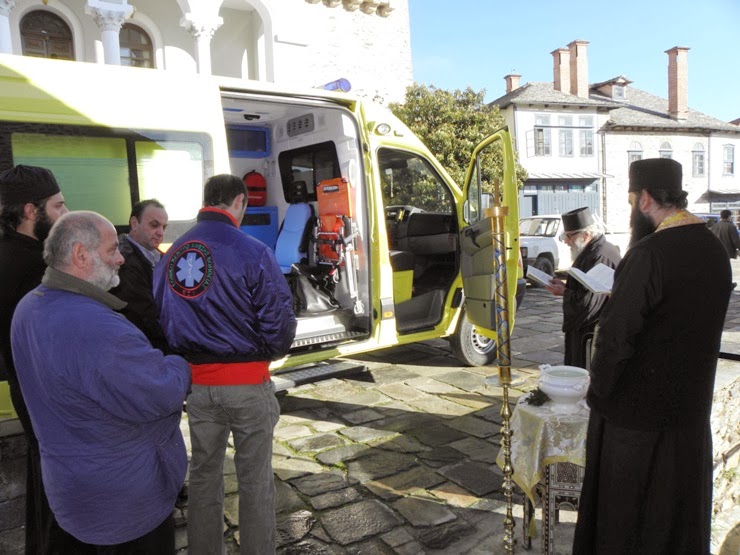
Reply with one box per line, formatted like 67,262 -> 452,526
519,218 -> 559,237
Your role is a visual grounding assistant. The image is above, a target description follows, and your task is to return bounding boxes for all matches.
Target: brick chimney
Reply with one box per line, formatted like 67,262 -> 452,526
551,48 -> 570,93
504,73 -> 521,94
568,40 -> 589,98
666,46 -> 689,120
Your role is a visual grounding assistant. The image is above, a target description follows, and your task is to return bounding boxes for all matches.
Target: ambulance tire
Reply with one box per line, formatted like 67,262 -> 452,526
450,308 -> 497,367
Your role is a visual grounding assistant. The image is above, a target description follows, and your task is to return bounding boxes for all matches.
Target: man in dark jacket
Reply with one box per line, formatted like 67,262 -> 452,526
573,159 -> 732,554
711,209 -> 740,259
11,211 -> 190,551
110,199 -> 169,352
154,174 -> 297,555
0,165 -> 85,553
545,207 -> 621,368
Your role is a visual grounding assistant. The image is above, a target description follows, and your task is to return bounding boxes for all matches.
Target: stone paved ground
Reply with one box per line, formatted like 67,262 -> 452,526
183,259 -> 739,555
1,262 -> 738,555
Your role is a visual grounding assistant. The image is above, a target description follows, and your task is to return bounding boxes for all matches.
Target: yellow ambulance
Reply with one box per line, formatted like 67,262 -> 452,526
0,53 -> 522,416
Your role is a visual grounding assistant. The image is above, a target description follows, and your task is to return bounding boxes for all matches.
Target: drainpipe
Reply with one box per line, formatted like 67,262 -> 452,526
706,131 -> 712,211
600,127 -> 607,224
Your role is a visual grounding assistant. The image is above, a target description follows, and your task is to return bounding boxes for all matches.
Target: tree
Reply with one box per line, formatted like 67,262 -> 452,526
389,83 -> 528,194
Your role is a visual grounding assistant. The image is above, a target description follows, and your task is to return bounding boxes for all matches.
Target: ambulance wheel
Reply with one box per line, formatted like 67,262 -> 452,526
450,309 -> 497,367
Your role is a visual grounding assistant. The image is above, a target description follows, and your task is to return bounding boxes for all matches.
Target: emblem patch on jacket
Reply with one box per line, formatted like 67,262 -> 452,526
167,241 -> 214,298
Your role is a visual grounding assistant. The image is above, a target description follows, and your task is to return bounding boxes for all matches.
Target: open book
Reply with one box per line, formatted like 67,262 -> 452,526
526,265 -> 553,288
568,263 -> 615,294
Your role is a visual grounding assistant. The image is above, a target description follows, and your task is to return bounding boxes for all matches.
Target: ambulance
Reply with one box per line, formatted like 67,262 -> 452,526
0,54 -> 522,416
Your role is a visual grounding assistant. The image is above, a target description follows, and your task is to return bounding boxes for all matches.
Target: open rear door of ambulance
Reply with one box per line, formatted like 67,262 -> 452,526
458,127 -> 520,347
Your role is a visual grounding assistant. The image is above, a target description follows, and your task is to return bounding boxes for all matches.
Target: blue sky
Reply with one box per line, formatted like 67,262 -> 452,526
407,0 -> 739,122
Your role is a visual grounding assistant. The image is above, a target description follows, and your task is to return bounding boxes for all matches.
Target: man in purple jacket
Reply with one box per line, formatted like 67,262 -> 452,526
154,174 -> 296,555
11,211 -> 191,553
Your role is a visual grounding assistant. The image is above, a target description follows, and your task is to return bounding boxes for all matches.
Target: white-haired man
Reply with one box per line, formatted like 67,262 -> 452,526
545,207 -> 621,367
11,211 -> 190,552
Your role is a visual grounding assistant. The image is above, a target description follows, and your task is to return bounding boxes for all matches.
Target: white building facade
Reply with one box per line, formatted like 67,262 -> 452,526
0,0 -> 412,104
492,41 -> 740,232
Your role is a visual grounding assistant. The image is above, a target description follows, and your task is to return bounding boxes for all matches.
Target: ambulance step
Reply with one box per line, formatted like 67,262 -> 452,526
272,361 -> 367,392
291,330 -> 366,349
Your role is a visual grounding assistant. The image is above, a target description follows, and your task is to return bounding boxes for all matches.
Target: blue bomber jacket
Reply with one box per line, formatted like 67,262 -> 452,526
154,208 -> 296,367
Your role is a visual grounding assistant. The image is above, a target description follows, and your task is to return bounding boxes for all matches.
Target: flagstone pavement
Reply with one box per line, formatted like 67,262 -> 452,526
1,262 -> 738,554
183,259 -> 740,555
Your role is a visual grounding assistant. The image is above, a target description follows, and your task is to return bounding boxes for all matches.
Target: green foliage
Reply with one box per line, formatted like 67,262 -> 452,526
389,83 -> 528,192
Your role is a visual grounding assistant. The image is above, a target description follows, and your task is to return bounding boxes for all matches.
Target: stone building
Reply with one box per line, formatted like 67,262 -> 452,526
0,0 -> 412,104
492,40 -> 740,231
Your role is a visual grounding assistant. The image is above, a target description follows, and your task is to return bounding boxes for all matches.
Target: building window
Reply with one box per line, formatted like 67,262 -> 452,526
628,141 -> 643,166
612,85 -> 625,100
558,116 -> 573,157
20,11 -> 74,60
659,141 -> 673,159
692,143 -> 705,177
534,115 -> 551,156
579,116 -> 594,157
120,24 -> 154,68
724,145 -> 735,176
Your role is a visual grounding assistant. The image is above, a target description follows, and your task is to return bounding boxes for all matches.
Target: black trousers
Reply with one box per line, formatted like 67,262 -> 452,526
8,377 -> 85,555
58,515 -> 175,555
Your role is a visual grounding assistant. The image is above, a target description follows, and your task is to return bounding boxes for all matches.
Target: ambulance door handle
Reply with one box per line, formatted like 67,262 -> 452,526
463,226 -> 480,248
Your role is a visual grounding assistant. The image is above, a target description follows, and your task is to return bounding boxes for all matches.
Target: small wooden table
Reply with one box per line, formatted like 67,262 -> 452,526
496,397 -> 589,554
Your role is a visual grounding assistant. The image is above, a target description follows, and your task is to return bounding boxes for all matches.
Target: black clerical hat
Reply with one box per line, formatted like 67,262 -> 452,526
0,165 -> 61,206
561,207 -> 594,232
628,158 -> 683,195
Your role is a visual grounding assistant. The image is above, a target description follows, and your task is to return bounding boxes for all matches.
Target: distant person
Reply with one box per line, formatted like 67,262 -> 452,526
11,211 -> 191,552
710,209 -> 740,259
0,164 -> 79,553
110,199 -> 169,351
545,207 -> 621,368
573,159 -> 732,554
153,174 -> 296,555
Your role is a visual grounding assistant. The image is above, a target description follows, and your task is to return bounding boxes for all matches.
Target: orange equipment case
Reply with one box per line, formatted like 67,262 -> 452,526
315,178 -> 354,262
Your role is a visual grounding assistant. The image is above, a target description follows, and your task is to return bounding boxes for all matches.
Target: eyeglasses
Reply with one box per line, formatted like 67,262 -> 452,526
559,230 -> 582,241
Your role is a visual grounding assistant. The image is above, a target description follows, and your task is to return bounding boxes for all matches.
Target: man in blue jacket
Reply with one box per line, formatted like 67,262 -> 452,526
154,174 -> 297,555
11,211 -> 191,552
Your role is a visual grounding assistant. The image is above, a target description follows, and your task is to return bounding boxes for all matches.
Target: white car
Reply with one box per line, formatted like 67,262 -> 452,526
519,215 -> 630,278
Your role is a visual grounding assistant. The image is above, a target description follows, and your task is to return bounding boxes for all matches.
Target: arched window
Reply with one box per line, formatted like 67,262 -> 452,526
120,23 -> 154,68
21,11 -> 74,60
627,141 -> 643,166
692,143 -> 705,177
659,141 -> 672,159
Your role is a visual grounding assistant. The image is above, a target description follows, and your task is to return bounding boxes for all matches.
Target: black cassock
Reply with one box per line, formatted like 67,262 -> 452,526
573,222 -> 732,555
562,235 -> 621,368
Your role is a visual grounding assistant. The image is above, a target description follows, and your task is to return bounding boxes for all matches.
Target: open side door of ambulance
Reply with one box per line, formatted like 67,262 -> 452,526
458,127 -> 520,346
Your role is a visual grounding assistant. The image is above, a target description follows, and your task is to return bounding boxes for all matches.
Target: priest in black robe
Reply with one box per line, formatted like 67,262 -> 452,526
546,207 -> 622,368
573,158 -> 733,554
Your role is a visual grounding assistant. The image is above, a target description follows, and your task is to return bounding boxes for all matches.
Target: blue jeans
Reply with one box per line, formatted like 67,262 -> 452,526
186,381 -> 280,555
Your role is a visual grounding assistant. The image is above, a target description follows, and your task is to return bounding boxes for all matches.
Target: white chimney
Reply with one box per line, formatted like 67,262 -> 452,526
552,48 -> 570,93
666,46 -> 689,120
505,73 -> 521,94
568,40 -> 589,98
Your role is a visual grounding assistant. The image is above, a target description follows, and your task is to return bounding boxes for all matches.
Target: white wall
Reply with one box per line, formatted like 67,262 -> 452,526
3,0 -> 412,104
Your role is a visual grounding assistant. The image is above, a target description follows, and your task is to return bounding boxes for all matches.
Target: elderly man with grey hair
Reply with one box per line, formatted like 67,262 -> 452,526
11,211 -> 191,553
545,207 -> 622,368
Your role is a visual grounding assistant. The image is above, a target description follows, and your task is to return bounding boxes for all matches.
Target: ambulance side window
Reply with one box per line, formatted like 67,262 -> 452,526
378,149 -> 452,213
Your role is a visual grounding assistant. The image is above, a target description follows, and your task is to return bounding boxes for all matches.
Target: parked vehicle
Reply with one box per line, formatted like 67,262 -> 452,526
0,53 -> 524,419
694,213 -> 722,228
519,214 -> 630,279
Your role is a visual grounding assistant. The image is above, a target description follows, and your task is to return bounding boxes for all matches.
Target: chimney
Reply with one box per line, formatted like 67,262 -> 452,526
666,46 -> 689,120
551,48 -> 570,93
504,73 -> 521,94
568,40 -> 589,98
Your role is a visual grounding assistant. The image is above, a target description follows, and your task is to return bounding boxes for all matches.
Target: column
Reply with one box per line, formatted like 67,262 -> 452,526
85,0 -> 133,65
181,16 -> 222,76
0,0 -> 15,55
